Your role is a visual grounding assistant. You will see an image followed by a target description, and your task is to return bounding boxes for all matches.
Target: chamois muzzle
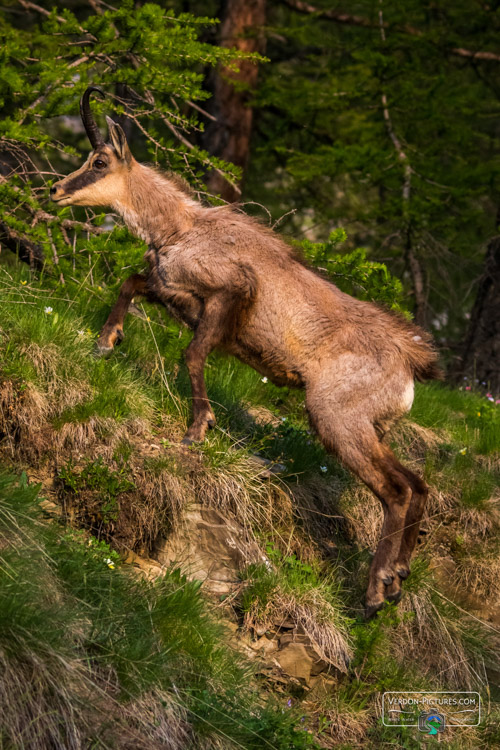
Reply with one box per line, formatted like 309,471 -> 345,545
80,86 -> 105,149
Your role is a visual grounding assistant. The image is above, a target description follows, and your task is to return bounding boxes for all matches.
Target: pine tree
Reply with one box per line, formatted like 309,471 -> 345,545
242,0 -> 500,350
0,0 -> 261,281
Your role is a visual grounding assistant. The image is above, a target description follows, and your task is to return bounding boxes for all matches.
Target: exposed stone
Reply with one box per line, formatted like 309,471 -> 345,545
308,673 -> 338,695
153,503 -> 263,595
247,454 -> 287,477
39,499 -> 62,517
279,631 -> 307,647
275,617 -> 296,629
249,636 -> 279,656
276,642 -> 312,682
253,623 -> 269,636
278,627 -> 330,679
123,550 -> 163,580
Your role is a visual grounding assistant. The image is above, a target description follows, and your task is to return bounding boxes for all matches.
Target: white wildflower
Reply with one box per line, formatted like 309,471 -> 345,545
44,306 -> 53,314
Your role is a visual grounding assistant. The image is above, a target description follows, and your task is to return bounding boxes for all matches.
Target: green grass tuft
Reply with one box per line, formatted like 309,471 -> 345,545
0,472 -> 322,749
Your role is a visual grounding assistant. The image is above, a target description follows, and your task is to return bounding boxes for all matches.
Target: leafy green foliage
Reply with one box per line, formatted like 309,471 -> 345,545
299,228 -> 406,312
244,0 -> 500,344
0,0 -> 264,297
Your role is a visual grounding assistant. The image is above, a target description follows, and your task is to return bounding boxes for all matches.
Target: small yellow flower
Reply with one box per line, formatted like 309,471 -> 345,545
97,285 -> 103,292
21,280 -> 27,286
477,412 -> 481,417
147,316 -> 151,322
459,448 -> 467,455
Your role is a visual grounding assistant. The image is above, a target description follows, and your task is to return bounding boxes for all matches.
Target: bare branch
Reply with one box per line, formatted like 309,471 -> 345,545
31,209 -> 109,236
17,0 -> 98,42
111,88 -> 242,196
283,0 -> 500,63
0,220 -> 44,269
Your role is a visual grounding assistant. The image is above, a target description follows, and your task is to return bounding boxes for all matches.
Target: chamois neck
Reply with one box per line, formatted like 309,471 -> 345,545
114,163 -> 197,247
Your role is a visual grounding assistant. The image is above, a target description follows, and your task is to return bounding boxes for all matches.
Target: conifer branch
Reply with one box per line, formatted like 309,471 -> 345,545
377,0 -> 427,327
283,0 -> 500,63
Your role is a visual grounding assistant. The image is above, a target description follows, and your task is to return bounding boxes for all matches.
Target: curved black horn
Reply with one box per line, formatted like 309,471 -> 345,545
79,86 -> 105,149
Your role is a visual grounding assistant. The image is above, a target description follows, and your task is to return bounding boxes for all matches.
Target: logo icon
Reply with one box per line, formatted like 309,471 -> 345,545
418,711 -> 445,735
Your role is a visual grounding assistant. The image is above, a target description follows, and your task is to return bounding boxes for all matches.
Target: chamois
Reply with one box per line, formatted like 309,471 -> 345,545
51,87 -> 441,616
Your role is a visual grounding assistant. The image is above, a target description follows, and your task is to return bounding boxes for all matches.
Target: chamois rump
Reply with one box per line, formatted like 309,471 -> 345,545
51,87 -> 441,616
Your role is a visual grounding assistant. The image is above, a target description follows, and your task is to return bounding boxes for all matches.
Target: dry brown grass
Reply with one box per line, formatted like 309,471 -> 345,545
0,375 -> 150,464
458,494 -> 500,540
397,589 -> 489,691
0,648 -> 85,750
305,694 -> 372,748
454,548 -> 500,604
0,380 -> 52,459
244,592 -> 353,674
194,451 -> 295,539
0,647 -> 195,750
393,418 -> 446,459
336,481 -> 382,552
287,475 -> 348,555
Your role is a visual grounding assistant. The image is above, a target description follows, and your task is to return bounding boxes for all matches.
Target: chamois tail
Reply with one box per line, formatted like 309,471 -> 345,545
406,328 -> 443,382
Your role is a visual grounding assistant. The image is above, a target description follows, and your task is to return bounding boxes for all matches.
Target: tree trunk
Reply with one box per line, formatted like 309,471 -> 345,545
0,221 -> 44,270
406,242 -> 428,328
204,0 -> 266,202
455,236 -> 500,391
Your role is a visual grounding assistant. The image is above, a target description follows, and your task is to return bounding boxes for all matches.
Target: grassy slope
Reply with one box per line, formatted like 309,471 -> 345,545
0,254 -> 499,749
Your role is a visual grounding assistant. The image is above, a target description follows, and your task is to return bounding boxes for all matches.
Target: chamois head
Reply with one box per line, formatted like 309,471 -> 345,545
51,87 -> 133,207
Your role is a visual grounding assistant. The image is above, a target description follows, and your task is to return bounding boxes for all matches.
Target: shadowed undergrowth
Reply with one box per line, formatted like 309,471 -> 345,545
0,473 -> 318,750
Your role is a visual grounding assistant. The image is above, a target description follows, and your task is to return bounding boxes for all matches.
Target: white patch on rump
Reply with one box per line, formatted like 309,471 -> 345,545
401,380 -> 415,412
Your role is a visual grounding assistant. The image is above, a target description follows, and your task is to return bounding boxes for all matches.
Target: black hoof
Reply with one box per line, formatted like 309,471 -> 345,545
207,419 -> 216,429
115,328 -> 124,346
382,575 -> 394,586
364,602 -> 384,620
181,437 -> 194,446
385,590 -> 402,604
396,566 -> 410,580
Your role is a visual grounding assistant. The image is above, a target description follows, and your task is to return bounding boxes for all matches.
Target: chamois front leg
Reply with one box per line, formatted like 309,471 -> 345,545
97,273 -> 148,355
181,292 -> 236,446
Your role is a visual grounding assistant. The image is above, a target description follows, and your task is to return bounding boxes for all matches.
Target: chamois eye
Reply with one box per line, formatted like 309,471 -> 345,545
94,159 -> 106,169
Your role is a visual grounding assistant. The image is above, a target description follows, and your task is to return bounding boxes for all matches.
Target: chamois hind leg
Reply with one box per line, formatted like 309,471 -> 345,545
307,405 -> 413,616
350,445 -> 413,617
393,468 -> 429,581
97,273 -> 149,355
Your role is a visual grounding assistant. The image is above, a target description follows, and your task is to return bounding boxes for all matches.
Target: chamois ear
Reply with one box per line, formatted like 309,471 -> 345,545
105,116 -> 132,164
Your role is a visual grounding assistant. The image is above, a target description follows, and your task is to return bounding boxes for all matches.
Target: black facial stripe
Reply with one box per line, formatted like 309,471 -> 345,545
63,168 -> 106,194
